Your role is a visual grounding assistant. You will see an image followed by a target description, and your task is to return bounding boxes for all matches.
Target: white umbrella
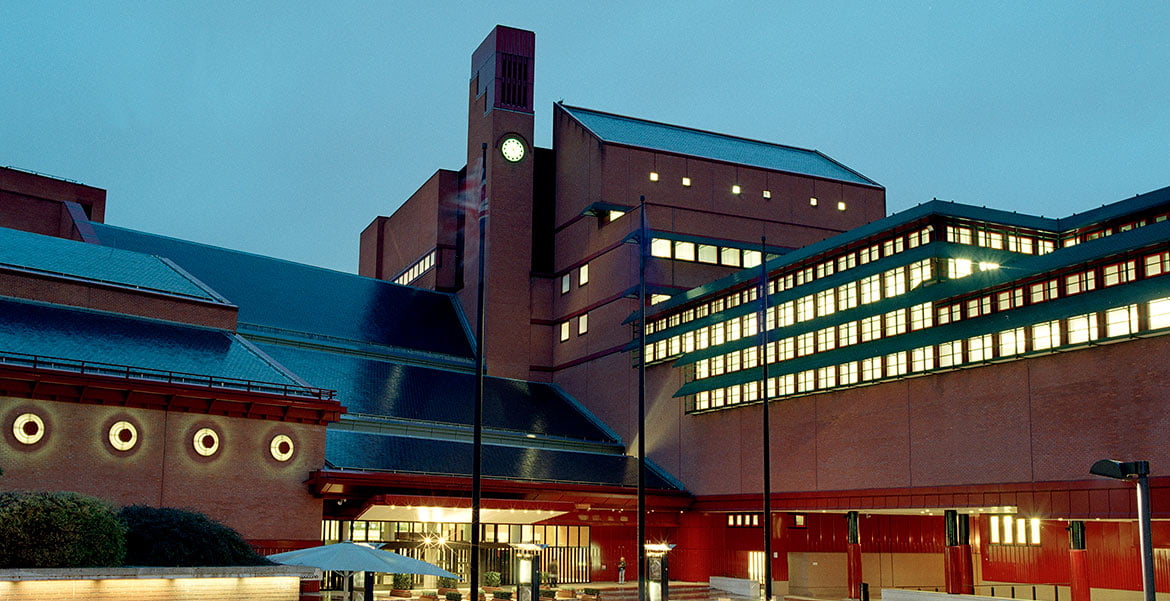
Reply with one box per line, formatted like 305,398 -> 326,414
269,542 -> 459,600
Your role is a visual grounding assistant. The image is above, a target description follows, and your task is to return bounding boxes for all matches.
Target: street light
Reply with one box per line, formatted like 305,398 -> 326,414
1089,459 -> 1154,601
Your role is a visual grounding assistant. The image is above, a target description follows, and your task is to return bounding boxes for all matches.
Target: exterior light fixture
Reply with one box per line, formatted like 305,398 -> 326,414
731,185 -> 742,195
13,412 -> 45,445
270,434 -> 295,461
762,190 -> 771,199
1090,459 -> 1154,601
682,177 -> 692,187
193,427 -> 220,457
649,172 -> 659,182
108,421 -> 138,451
837,201 -> 847,211
810,197 -> 818,206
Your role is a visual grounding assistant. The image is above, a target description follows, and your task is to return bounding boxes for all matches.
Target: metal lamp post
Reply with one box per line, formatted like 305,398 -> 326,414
1089,459 -> 1154,601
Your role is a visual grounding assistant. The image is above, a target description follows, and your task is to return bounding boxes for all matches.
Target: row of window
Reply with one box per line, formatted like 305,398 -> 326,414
9,412 -> 295,461
945,225 -> 1056,256
645,227 -> 935,337
686,298 -> 1168,412
989,515 -> 1042,546
1065,213 -> 1169,248
394,250 -> 436,286
645,171 -> 849,209
560,263 -> 589,294
650,237 -> 768,269
559,313 -> 588,341
329,519 -> 591,548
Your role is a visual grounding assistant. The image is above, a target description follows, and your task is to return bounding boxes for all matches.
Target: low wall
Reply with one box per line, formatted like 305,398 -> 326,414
710,576 -> 760,598
0,565 -> 320,601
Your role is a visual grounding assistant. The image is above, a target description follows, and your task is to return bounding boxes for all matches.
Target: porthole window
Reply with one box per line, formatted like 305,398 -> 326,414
108,421 -> 138,451
270,434 -> 295,462
193,427 -> 220,457
13,413 -> 45,445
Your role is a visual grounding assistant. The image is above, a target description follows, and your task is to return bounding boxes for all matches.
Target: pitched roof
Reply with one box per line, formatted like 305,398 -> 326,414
89,223 -> 474,360
559,103 -> 881,188
0,227 -> 220,302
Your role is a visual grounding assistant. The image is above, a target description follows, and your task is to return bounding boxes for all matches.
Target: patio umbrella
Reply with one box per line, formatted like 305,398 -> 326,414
269,541 -> 459,600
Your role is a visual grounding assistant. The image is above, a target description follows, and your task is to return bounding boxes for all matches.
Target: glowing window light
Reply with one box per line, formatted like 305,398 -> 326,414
1002,516 -> 1014,544
1016,516 -> 1027,543
1030,518 -> 1041,545
731,185 -> 741,195
13,413 -> 45,445
837,201 -> 847,211
979,262 -> 1001,271
108,421 -> 138,451
989,515 -> 1000,543
682,177 -> 692,187
649,172 -> 659,182
810,197 -> 818,206
763,190 -> 771,199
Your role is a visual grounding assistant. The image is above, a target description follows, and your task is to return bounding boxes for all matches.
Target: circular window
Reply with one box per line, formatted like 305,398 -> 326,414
13,413 -> 45,445
108,421 -> 138,451
269,434 -> 294,462
192,427 -> 220,457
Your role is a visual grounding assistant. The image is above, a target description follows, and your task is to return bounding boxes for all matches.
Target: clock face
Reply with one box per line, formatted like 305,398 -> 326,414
500,136 -> 526,163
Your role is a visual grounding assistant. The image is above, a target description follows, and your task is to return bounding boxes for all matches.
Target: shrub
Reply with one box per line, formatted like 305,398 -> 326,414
494,592 -> 513,600
394,573 -> 415,590
446,593 -> 463,601
484,571 -> 502,587
539,590 -> 556,598
439,576 -> 460,589
119,505 -> 271,566
0,491 -> 126,568
583,589 -> 601,597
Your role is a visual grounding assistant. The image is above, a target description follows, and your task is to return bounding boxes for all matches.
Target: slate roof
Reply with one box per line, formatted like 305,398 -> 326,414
0,296 -> 293,385
559,103 -> 881,187
89,223 -> 473,359
326,430 -> 677,489
256,342 -> 619,443
0,227 -> 219,302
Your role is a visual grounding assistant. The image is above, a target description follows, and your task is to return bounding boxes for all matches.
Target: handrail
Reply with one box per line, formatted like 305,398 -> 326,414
0,349 -> 335,401
891,583 -> 1067,601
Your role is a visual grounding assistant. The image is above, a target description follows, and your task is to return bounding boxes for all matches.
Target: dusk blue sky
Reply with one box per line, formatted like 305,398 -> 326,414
3,3 -> 1168,273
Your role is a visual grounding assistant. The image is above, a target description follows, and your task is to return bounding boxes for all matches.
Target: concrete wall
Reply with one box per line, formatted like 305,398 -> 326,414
0,566 -> 315,601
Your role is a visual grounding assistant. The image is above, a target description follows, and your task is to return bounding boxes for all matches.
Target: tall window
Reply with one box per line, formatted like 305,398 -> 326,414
579,264 -> 589,286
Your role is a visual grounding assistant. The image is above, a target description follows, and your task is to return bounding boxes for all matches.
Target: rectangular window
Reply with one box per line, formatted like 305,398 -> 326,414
838,282 -> 858,310
946,226 -> 973,245
816,289 -> 836,317
968,334 -> 992,361
997,288 -> 1025,311
1066,270 -> 1096,295
909,259 -> 933,290
967,296 -> 992,318
911,346 -> 934,372
886,351 -> 908,377
674,240 -> 696,262
697,244 -> 718,264
884,266 -> 907,297
778,337 -> 795,361
797,332 -> 815,357
559,322 -> 570,342
1105,305 -> 1138,337
910,302 -> 934,330
884,308 -> 907,337
744,250 -> 762,268
999,327 -> 1025,356
977,230 -> 1004,249
778,302 -> 795,327
838,321 -> 859,346
721,247 -> 741,267
937,304 -> 961,325
797,370 -> 815,393
861,357 -> 882,381
938,340 -> 962,367
839,361 -> 859,385
726,350 -> 741,373
651,238 -> 672,258
1006,234 -> 1034,254
1103,260 -> 1136,287
1145,251 -> 1170,277
949,258 -> 973,279
817,326 -> 836,352
1150,297 -> 1170,329
579,264 -> 589,286
1031,320 -> 1060,350
1067,313 -> 1099,344
860,275 -> 882,304
561,274 -> 571,294
1030,279 -> 1059,304
578,313 -> 589,335
796,296 -> 815,322
817,365 -> 837,389
861,315 -> 882,342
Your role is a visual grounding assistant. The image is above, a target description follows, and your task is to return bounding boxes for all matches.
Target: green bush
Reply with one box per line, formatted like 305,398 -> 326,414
119,505 -> 271,566
494,592 -> 513,600
0,491 -> 126,568
393,573 -> 415,590
583,589 -> 600,597
439,576 -> 460,589
484,571 -> 502,587
539,590 -> 556,599
446,593 -> 463,601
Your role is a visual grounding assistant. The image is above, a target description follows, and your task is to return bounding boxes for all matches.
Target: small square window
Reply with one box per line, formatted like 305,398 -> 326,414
731,184 -> 741,195
561,274 -> 571,294
837,201 -> 847,211
682,177 -> 692,187
559,322 -> 570,342
649,171 -> 659,182
762,190 -> 771,199
578,313 -> 589,335
579,264 -> 589,286
810,197 -> 818,206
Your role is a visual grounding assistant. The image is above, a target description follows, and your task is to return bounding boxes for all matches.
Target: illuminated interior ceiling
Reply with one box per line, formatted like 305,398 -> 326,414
794,506 -> 1020,516
357,505 -> 566,524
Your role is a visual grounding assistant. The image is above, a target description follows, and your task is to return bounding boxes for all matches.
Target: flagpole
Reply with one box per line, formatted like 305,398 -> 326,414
759,236 -> 772,601
471,142 -> 487,597
637,195 -> 647,601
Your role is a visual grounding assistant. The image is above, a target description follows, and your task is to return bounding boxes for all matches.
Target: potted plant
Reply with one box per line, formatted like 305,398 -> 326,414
438,577 -> 460,596
539,590 -> 556,598
493,592 -> 513,600
391,573 -> 414,598
483,571 -> 502,592
580,589 -> 600,601
420,591 -> 439,601
446,593 -> 463,601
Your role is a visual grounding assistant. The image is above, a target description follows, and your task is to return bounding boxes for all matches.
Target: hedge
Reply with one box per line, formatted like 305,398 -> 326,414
119,505 -> 271,566
0,491 -> 126,568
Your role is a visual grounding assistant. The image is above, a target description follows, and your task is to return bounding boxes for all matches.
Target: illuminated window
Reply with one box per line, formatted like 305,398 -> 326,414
860,275 -> 882,304
108,421 -> 138,451
910,303 -> 933,330
579,264 -> 589,286
698,244 -> 718,263
816,289 -> 836,317
270,434 -> 295,462
838,283 -> 858,310
682,177 -> 692,187
1030,280 -> 1059,303
561,274 -> 571,294
559,322 -> 570,342
674,240 -> 696,262
911,346 -> 934,371
1103,260 -> 1136,286
1146,251 -> 1170,277
861,357 -> 882,381
578,313 -> 589,335
838,321 -> 858,346
763,190 -> 771,199
743,250 -> 762,268
1031,320 -> 1060,350
949,258 -> 973,279
861,315 -> 882,342
650,294 -> 671,305
721,247 -> 741,267
1105,305 -> 1138,337
837,201 -> 847,211
193,427 -> 220,457
731,184 -> 742,195
817,365 -> 837,389
886,351 -> 908,376
1066,313 -> 1099,344
968,334 -> 992,361
13,412 -> 45,445
946,226 -> 973,245
1066,271 -> 1096,295
938,341 -> 962,367
839,361 -> 859,385
1149,297 -> 1170,329
651,238 -> 672,258
809,197 -> 818,206
999,327 -> 1025,356
817,327 -> 836,352
607,210 -> 626,222
649,171 -> 659,182
796,296 -> 815,322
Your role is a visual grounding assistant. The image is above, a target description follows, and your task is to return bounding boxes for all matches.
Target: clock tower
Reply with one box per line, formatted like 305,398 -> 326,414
461,26 -> 536,380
